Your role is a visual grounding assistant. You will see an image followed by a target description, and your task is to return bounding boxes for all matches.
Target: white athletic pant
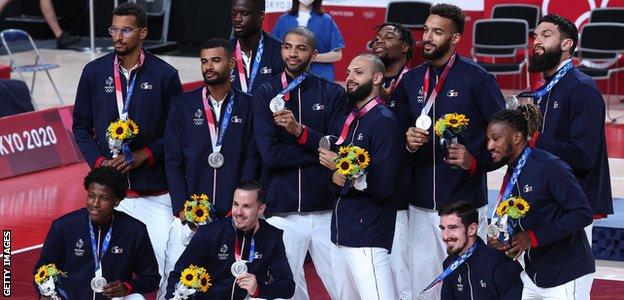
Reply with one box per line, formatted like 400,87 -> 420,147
521,270 -> 594,300
115,193 -> 174,284
157,218 -> 195,300
331,245 -> 395,300
390,210 -> 411,300
266,211 -> 336,300
408,205 -> 488,300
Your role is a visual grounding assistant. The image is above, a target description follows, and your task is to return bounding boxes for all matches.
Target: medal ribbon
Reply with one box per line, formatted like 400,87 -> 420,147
234,222 -> 260,262
420,240 -> 477,294
518,61 -> 573,100
419,53 -> 457,117
490,147 -> 532,220
113,51 -> 145,120
279,72 -> 308,101
88,217 -> 113,276
335,97 -> 380,145
235,35 -> 264,93
201,87 -> 235,154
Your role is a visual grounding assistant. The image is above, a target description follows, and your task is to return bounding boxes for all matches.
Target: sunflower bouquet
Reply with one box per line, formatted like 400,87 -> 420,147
34,263 -> 67,300
173,265 -> 212,299
183,193 -> 215,227
489,196 -> 531,255
433,113 -> 469,161
106,118 -> 139,161
334,145 -> 371,193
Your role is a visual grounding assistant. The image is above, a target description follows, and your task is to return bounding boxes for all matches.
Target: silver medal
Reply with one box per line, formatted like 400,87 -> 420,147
208,152 -> 224,168
506,95 -> 519,109
231,261 -> 248,278
487,223 -> 501,239
90,276 -> 107,293
415,115 -> 432,130
269,95 -> 286,113
319,136 -> 332,150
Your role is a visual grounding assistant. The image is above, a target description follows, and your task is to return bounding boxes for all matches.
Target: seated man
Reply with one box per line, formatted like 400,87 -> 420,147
438,200 -> 522,300
165,181 -> 294,300
34,166 -> 160,299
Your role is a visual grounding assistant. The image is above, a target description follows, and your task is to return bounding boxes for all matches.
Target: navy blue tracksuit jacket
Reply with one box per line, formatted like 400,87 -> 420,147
394,55 -> 505,210
35,209 -> 160,299
73,50 -> 183,191
253,73 -> 349,213
164,87 -> 260,216
230,31 -> 285,94
165,218 -> 295,299
535,66 -> 613,215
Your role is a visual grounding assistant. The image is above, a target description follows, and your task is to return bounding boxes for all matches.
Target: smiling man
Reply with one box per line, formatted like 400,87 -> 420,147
34,167 -> 160,300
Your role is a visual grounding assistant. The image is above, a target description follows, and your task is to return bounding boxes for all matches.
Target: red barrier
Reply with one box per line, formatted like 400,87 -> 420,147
0,64 -> 10,79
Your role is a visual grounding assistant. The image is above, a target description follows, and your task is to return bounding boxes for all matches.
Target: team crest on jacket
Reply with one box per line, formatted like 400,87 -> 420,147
447,89 -> 459,97
417,87 -> 425,103
260,67 -> 272,74
456,274 -> 464,292
231,115 -> 243,123
312,103 -> 325,111
218,244 -> 229,260
140,82 -> 153,90
388,100 -> 396,108
112,246 -> 124,254
553,101 -> 559,109
74,239 -> 85,257
194,109 -> 204,126
104,76 -> 114,93
357,133 -> 364,141
480,280 -> 487,288
524,184 -> 533,193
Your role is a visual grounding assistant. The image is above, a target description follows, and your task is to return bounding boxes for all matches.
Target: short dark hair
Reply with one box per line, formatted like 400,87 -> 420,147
83,166 -> 128,200
539,14 -> 578,53
285,26 -> 317,50
235,180 -> 265,204
374,22 -> 415,60
234,0 -> 266,13
201,38 -> 234,58
289,0 -> 323,15
430,3 -> 465,34
489,109 -> 529,139
113,2 -> 147,28
438,200 -> 478,228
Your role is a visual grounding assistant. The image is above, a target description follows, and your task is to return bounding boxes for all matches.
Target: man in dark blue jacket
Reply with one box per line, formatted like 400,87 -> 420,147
487,109 -> 594,299
438,200 -> 522,300
72,2 -> 183,279
392,4 -> 505,298
161,38 -> 260,299
34,167 -> 160,300
252,26 -> 348,299
231,0 -> 284,94
165,181 -> 295,300
527,14 -> 613,244
318,53 -> 401,299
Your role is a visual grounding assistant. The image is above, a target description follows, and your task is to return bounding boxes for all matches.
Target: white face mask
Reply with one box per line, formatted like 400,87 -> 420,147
299,0 -> 315,6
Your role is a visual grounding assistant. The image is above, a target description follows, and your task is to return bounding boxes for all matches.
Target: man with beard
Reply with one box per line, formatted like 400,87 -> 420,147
318,53 -> 402,299
371,22 -> 414,299
73,2 -> 183,282
438,200 -> 522,300
525,14 -> 613,245
252,26 -> 348,299
160,38 -> 259,299
486,109 -> 594,299
391,4 -> 505,298
231,0 -> 284,94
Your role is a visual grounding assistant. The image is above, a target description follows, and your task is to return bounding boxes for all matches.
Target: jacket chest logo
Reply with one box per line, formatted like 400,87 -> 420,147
447,89 -> 459,97
140,82 -> 153,90
74,238 -> 85,257
231,115 -> 243,123
417,87 -> 425,103
194,109 -> 204,126
112,246 -> 124,254
480,280 -> 487,288
553,101 -> 559,109
357,133 -> 364,141
388,100 -> 396,108
218,244 -> 229,260
524,184 -> 533,193
260,67 -> 272,74
104,76 -> 114,93
312,103 -> 325,111
456,273 -> 464,292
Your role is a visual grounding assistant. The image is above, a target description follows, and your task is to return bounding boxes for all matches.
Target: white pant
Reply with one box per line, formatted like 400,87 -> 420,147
157,218 -> 196,300
331,245 -> 395,300
390,210 -> 411,300
521,270 -> 594,300
266,212 -> 336,300
408,205 -> 487,300
116,193 -> 174,284
112,294 -> 145,300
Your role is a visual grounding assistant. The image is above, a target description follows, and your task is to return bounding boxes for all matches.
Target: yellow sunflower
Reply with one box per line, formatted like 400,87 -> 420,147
512,197 -> 530,217
34,265 -> 49,284
198,272 -> 212,292
180,267 -> 199,287
339,146 -> 351,158
192,204 -> 209,224
496,200 -> 510,217
198,193 -> 209,202
183,200 -> 194,213
336,157 -> 355,176
108,120 -> 129,140
354,147 -> 370,169
443,113 -> 469,129
434,119 -> 446,137
190,194 -> 200,201
126,119 -> 139,136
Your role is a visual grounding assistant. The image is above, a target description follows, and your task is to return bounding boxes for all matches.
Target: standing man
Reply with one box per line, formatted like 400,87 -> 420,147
231,0 -> 284,94
165,181 -> 295,299
161,38 -> 260,298
72,2 -> 183,281
371,22 -> 414,299
486,109 -> 595,299
34,167 -> 160,299
319,53 -> 401,299
392,4 -> 505,298
526,14 -> 613,243
438,200 -> 523,300
252,26 -> 348,299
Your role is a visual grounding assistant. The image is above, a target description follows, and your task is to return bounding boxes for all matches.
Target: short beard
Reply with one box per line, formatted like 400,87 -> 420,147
346,80 -> 374,104
423,39 -> 452,61
446,239 -> 467,256
114,43 -> 136,57
285,58 -> 312,77
204,72 -> 229,86
529,46 -> 563,73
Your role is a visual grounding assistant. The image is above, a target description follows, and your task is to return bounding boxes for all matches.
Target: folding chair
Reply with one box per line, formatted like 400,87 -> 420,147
0,29 -> 63,107
492,4 -> 540,32
386,1 -> 432,29
129,0 -> 172,43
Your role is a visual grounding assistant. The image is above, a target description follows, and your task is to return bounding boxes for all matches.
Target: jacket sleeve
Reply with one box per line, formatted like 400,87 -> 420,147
472,74 -> 505,173
164,97 -> 189,216
535,82 -> 604,174
33,222 -> 64,296
300,85 -> 348,152
129,224 -> 161,293
72,68 -> 104,167
256,230 -> 295,299
252,83 -> 319,169
493,260 -> 523,300
531,159 -> 593,246
241,106 -> 261,181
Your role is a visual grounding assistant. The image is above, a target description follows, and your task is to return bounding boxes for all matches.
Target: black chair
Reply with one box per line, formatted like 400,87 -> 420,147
578,23 -> 624,122
472,19 -> 529,89
576,8 -> 624,66
590,7 -> 624,23
491,4 -> 540,32
386,1 -> 431,29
